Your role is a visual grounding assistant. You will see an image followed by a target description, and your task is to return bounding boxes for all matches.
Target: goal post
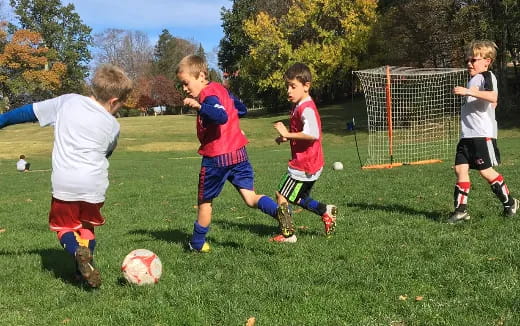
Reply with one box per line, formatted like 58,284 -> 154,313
354,66 -> 467,169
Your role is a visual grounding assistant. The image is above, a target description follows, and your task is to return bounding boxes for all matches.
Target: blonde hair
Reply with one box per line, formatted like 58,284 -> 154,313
91,64 -> 133,103
466,40 -> 498,63
176,55 -> 208,79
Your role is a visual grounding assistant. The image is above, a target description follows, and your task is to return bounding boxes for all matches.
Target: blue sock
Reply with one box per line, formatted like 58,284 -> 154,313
190,221 -> 209,250
257,195 -> 278,218
59,232 -> 80,256
298,197 -> 326,216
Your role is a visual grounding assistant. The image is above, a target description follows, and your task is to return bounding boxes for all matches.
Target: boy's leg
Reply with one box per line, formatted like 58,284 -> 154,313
189,201 -> 212,252
268,192 -> 297,243
230,161 -> 294,241
484,171 -> 519,216
72,227 -> 100,288
297,196 -> 337,236
449,140 -> 472,223
449,164 -> 471,223
189,165 -> 228,252
50,198 -> 102,287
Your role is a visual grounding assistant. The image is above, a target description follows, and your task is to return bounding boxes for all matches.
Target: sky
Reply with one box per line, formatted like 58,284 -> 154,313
64,0 -> 233,67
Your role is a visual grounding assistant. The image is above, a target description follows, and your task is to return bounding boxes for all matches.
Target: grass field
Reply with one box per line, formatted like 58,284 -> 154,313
1,100 -> 520,325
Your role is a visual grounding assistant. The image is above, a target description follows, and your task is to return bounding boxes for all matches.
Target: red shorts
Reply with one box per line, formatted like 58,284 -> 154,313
49,197 -> 105,232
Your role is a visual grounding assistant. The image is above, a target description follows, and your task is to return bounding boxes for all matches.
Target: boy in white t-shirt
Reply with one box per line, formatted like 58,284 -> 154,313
0,64 -> 133,287
450,40 -> 518,223
16,154 -> 30,172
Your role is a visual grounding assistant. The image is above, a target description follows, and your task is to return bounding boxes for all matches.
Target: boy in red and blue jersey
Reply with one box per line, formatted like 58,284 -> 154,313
176,55 -> 280,252
270,63 -> 337,243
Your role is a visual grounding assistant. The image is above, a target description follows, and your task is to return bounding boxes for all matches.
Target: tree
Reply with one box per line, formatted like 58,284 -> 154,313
93,29 -> 153,80
0,29 -> 66,107
152,29 -> 198,80
242,0 -> 378,104
9,0 -> 92,94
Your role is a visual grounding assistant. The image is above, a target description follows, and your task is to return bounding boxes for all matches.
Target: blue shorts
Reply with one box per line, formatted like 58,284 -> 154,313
198,160 -> 255,202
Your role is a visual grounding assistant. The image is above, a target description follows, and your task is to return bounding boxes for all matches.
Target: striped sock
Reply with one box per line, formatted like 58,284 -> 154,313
454,182 -> 471,212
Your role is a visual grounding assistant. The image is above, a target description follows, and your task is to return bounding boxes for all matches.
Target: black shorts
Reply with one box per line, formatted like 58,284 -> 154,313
278,173 -> 315,204
454,138 -> 500,170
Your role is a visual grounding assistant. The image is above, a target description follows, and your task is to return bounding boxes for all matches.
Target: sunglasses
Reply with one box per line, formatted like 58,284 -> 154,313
465,58 -> 485,64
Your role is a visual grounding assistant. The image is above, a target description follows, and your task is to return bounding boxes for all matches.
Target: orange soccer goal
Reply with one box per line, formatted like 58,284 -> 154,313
354,66 -> 467,169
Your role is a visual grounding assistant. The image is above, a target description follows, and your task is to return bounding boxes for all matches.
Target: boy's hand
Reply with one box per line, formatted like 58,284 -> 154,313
453,86 -> 468,96
275,136 -> 288,145
183,98 -> 202,110
273,122 -> 289,138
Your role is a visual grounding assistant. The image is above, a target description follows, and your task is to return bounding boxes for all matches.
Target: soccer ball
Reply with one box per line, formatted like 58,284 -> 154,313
121,249 -> 162,285
332,161 -> 344,171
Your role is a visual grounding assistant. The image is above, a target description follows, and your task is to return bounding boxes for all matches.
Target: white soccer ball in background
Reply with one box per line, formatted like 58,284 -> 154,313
332,161 -> 344,171
121,249 -> 162,285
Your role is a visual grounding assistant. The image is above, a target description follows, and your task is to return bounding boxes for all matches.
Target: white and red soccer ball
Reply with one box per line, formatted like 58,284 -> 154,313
121,249 -> 162,285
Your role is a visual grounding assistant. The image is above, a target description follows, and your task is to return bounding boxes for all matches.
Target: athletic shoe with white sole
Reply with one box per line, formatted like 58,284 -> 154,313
321,205 -> 337,236
75,246 -> 101,288
448,210 -> 470,224
277,203 -> 295,237
188,241 -> 211,253
504,198 -> 519,217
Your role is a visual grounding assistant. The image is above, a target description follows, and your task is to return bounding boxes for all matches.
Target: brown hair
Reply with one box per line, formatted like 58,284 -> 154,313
176,55 -> 208,79
91,64 -> 133,103
284,63 -> 312,85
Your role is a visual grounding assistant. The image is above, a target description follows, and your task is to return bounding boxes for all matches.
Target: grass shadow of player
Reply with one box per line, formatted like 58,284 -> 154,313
348,202 -> 444,222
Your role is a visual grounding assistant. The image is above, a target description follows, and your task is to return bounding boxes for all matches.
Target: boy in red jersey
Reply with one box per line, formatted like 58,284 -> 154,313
270,63 -> 337,243
176,55 -> 281,252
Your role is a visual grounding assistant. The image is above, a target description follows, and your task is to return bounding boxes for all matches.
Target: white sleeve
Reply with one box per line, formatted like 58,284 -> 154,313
33,94 -> 75,127
466,75 -> 484,104
301,107 -> 320,139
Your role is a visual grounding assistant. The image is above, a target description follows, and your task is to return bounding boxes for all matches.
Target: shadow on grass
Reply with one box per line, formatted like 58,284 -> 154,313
0,248 -> 98,290
347,202 -> 445,222
129,229 -> 190,245
214,219 -> 322,237
128,228 -> 241,252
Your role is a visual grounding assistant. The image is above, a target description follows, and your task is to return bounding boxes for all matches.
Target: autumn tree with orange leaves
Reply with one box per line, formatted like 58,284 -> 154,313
0,29 -> 66,108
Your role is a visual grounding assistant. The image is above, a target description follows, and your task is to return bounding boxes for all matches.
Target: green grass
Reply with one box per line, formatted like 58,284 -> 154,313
1,101 -> 520,325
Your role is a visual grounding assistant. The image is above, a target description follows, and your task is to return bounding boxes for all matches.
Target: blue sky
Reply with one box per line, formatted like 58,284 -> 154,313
64,0 -> 233,66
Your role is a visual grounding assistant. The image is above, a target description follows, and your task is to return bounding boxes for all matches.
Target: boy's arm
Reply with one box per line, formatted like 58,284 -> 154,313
0,104 -> 38,128
229,91 -> 247,118
273,108 -> 319,141
453,86 -> 498,104
183,96 -> 228,124
453,72 -> 497,105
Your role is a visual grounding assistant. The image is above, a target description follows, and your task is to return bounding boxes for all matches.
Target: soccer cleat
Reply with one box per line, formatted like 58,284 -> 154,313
188,241 -> 211,253
503,198 -> 519,217
268,234 -> 297,243
447,210 -> 470,224
276,203 -> 295,237
75,246 -> 101,288
321,205 -> 337,236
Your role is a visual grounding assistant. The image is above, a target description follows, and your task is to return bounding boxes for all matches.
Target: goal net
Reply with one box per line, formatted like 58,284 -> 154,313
354,66 -> 467,169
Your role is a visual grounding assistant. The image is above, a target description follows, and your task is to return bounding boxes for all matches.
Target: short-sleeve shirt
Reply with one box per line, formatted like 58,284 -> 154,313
33,94 -> 120,203
460,71 -> 498,139
16,159 -> 27,171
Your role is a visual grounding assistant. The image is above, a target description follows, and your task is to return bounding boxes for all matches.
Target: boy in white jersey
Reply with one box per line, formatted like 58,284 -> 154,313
449,40 -> 518,223
0,64 -> 133,287
270,63 -> 337,243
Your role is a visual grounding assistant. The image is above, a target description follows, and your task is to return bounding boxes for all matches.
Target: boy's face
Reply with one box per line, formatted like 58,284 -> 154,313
466,55 -> 491,76
286,78 -> 310,104
177,71 -> 206,98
